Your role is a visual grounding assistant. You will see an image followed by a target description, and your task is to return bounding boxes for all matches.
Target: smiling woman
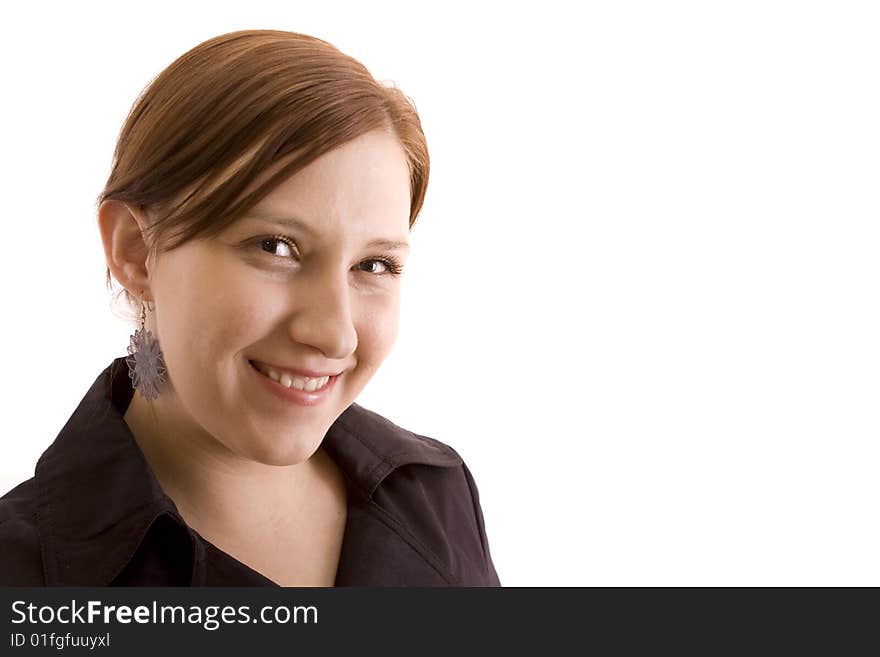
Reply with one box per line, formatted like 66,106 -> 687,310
0,29 -> 500,587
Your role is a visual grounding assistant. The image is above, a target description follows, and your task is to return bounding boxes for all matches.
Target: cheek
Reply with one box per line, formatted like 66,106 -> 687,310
152,258 -> 273,370
357,298 -> 401,365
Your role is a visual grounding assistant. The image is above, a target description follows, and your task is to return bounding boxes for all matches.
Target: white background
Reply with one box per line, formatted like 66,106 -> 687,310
1,1 -> 878,586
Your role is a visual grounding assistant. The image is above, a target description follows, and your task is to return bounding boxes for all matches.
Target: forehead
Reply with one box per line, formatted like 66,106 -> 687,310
247,130 -> 412,239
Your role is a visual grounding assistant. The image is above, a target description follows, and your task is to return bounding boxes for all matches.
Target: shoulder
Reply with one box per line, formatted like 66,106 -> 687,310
336,404 -> 500,586
374,455 -> 501,586
333,402 -> 464,471
0,477 -> 46,585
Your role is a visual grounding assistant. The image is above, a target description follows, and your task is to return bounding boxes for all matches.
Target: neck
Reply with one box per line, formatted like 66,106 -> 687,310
121,387 -> 322,537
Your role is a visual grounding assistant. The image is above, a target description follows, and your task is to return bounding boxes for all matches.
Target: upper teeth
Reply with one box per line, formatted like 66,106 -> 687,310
254,363 -> 331,391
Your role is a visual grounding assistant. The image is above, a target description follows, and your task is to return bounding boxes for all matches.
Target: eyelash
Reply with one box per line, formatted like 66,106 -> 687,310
254,235 -> 404,276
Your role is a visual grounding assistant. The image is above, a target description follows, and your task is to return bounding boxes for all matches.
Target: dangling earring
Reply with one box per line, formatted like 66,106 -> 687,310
125,291 -> 167,401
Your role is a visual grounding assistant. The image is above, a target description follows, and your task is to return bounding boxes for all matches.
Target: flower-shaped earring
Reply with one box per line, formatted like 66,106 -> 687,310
125,291 -> 167,401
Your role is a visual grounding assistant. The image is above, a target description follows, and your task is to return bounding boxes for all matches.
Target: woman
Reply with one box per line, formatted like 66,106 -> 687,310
0,29 -> 500,587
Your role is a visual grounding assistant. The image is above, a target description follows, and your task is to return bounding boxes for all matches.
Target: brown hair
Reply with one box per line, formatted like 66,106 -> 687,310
96,29 -> 429,321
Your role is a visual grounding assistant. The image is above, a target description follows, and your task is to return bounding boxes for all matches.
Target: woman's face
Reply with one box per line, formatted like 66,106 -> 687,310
144,129 -> 412,466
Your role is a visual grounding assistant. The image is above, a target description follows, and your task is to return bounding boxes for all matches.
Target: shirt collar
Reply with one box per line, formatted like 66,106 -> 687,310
34,355 -> 461,585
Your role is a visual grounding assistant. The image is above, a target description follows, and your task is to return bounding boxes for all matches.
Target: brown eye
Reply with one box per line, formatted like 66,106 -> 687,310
358,259 -> 389,275
358,257 -> 404,276
257,236 -> 296,258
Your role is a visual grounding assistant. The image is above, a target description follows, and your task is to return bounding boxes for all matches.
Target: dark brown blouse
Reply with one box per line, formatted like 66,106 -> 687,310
0,356 -> 501,586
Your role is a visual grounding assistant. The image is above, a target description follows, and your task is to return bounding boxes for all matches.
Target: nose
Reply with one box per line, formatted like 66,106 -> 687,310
286,268 -> 358,360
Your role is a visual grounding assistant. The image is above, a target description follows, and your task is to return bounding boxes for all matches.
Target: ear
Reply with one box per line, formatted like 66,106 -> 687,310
97,200 -> 153,298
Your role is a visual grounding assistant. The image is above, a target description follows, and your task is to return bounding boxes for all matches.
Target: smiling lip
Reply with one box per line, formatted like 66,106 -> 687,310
247,359 -> 340,406
249,359 -> 341,378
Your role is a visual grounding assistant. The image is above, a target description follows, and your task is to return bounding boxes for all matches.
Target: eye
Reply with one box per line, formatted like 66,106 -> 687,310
358,258 -> 404,277
251,235 -> 403,277
358,259 -> 388,275
257,236 -> 296,258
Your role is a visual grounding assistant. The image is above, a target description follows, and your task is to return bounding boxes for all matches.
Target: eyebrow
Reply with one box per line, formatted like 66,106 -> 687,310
249,213 -> 411,251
